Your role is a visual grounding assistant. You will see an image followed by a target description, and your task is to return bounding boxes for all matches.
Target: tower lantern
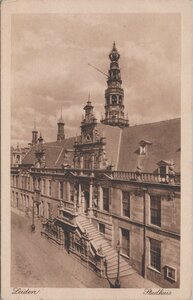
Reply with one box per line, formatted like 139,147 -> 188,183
101,42 -> 129,128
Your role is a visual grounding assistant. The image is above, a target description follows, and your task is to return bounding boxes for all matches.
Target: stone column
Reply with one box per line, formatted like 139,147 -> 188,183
67,182 -> 70,202
89,183 -> 93,208
98,186 -> 103,211
81,191 -> 85,213
77,184 -> 81,213
91,154 -> 95,169
74,188 -> 78,211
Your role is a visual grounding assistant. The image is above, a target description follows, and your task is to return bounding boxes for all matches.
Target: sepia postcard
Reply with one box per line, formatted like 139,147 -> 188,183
1,0 -> 192,299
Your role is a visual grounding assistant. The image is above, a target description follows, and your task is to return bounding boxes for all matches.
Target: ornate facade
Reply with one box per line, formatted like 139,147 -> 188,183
11,43 -> 180,288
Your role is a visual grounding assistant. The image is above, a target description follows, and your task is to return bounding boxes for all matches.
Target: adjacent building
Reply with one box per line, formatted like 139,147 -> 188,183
11,43 -> 180,288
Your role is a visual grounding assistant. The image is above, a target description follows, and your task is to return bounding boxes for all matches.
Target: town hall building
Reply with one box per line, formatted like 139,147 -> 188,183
11,43 -> 180,288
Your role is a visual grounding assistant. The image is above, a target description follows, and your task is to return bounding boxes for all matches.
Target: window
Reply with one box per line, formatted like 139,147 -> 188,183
27,177 -> 30,190
165,266 -> 177,282
99,223 -> 105,234
150,195 -> 161,227
16,193 -> 18,208
112,95 -> 117,104
121,228 -> 130,257
21,193 -> 23,207
32,178 -> 35,190
103,188 -> 109,211
42,179 -> 46,195
48,180 -> 52,196
26,196 -> 29,208
38,178 -> 41,190
122,191 -> 130,217
140,145 -> 146,155
25,176 -> 27,189
16,155 -> 21,164
22,176 -> 24,189
59,182 -> 64,199
12,191 -> 14,204
150,239 -> 161,272
84,155 -> 91,169
47,203 -> 51,218
70,183 -> 74,202
16,176 -> 18,188
159,166 -> 166,175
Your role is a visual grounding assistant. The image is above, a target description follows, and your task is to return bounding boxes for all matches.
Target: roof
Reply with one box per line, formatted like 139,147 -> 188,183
22,118 -> 180,173
118,118 -> 180,173
22,137 -> 75,168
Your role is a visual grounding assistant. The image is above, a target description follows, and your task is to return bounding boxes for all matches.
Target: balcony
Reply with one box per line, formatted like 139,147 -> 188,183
112,171 -> 180,185
29,167 -> 180,185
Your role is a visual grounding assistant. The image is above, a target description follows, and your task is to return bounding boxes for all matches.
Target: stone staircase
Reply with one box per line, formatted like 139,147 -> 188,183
77,215 -> 136,279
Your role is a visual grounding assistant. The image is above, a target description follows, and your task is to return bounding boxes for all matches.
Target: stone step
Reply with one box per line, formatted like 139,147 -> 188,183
86,230 -> 99,236
86,229 -> 99,235
81,224 -> 94,229
103,248 -> 117,256
90,236 -> 103,242
102,244 -> 112,250
79,219 -> 90,224
90,234 -> 101,239
107,261 -> 131,272
108,267 -> 135,279
77,217 -> 135,280
84,228 -> 95,233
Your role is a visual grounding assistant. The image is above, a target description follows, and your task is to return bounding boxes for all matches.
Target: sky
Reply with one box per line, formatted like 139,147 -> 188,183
11,13 -> 181,146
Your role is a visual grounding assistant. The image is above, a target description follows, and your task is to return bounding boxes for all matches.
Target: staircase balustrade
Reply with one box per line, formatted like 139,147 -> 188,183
67,221 -> 106,277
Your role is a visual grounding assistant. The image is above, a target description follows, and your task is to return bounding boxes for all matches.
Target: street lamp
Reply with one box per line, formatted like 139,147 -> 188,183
104,240 -> 121,288
31,200 -> 36,232
114,240 -> 121,288
31,188 -> 41,232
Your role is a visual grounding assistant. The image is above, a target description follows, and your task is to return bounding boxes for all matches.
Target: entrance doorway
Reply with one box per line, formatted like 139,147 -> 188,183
84,191 -> 89,213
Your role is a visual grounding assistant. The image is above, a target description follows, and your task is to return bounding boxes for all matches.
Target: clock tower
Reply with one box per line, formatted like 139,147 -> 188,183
101,42 -> 129,128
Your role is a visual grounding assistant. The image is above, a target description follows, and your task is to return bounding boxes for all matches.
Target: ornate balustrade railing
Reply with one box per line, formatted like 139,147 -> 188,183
112,171 -> 180,185
13,166 -> 180,186
68,221 -> 106,277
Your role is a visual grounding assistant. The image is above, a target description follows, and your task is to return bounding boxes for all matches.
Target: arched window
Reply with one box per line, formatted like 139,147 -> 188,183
112,95 -> 117,104
16,155 -> 20,163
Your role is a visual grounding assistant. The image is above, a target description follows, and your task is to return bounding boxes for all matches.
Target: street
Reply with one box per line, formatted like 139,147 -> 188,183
11,211 -> 110,288
11,210 -> 159,288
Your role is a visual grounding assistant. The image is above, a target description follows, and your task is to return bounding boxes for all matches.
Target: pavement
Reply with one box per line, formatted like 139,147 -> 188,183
11,208 -> 159,288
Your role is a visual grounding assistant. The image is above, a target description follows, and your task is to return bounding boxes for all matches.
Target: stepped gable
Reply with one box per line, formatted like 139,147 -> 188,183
22,137 -> 76,168
118,118 -> 180,173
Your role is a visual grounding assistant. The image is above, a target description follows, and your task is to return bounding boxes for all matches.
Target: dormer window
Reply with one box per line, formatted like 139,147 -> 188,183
159,165 -> 166,175
140,145 -> 146,155
157,160 -> 174,183
157,160 -> 173,175
139,140 -> 152,155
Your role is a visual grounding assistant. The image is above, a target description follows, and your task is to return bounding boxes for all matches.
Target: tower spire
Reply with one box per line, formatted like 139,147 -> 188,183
57,109 -> 65,142
101,42 -> 129,128
32,119 -> 38,145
